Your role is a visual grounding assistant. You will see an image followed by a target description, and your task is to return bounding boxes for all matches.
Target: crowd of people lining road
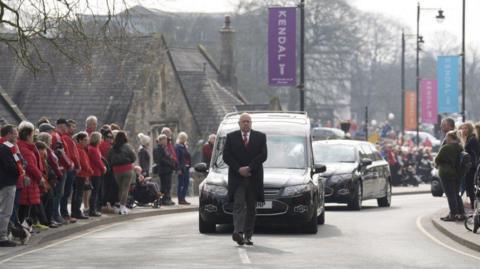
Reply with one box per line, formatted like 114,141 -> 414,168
2,113 -> 479,247
0,116 -> 217,247
378,118 -> 480,222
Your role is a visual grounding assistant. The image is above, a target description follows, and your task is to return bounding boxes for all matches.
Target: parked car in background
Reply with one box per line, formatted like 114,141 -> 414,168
312,140 -> 392,210
196,112 -> 326,234
312,127 -> 346,141
404,131 -> 441,152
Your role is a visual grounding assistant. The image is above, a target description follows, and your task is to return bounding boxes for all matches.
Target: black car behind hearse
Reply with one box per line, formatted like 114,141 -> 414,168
195,112 -> 326,234
312,140 -> 392,210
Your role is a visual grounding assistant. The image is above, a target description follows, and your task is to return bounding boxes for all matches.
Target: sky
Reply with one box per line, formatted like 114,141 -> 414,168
130,0 -> 480,52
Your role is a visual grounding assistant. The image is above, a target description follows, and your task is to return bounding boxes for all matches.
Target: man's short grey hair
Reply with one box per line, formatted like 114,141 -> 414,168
208,134 -> 216,140
86,115 -> 98,125
18,121 -> 35,132
442,117 -> 455,129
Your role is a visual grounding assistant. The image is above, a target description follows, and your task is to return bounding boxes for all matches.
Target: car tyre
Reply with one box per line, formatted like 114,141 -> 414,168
348,181 -> 362,211
431,179 -> 444,197
317,208 -> 325,225
199,213 -> 215,234
303,208 -> 318,234
377,180 -> 392,207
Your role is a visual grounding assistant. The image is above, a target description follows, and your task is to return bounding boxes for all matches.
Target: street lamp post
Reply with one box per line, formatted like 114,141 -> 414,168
401,32 -> 405,142
298,0 -> 305,112
415,2 -> 445,147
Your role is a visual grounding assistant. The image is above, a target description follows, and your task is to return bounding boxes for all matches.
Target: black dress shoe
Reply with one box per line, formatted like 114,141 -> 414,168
440,215 -> 456,222
244,238 -> 254,246
232,232 -> 244,246
89,211 -> 102,217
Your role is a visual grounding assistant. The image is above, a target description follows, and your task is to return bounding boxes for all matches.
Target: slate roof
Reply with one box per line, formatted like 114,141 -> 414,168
0,37 -> 158,129
168,47 -> 245,135
0,84 -> 26,125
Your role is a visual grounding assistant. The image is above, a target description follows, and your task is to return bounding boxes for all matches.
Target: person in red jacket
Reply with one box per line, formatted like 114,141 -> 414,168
17,121 -> 49,229
60,120 -> 80,223
71,132 -> 93,220
48,119 -> 74,225
87,132 -> 106,217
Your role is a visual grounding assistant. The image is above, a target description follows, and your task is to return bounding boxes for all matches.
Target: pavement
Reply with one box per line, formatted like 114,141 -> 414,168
431,208 -> 480,252
0,184 -> 430,260
0,197 -> 199,259
2,193 -> 480,268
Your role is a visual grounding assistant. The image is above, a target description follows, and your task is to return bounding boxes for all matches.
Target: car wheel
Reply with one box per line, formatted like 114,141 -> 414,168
303,207 -> 318,234
317,208 -> 325,225
199,213 -> 215,234
377,180 -> 391,207
348,181 -> 362,211
431,179 -> 444,197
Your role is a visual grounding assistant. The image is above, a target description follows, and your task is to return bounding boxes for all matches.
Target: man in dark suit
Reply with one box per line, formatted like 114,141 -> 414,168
223,113 -> 267,246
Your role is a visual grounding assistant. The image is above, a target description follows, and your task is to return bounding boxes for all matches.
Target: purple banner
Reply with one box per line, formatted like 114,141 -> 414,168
268,7 -> 296,86
421,79 -> 438,124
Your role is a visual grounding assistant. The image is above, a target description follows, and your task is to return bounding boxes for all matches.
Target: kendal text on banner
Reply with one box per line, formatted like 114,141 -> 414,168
268,7 -> 296,86
437,56 -> 459,113
420,79 -> 438,124
405,91 -> 417,131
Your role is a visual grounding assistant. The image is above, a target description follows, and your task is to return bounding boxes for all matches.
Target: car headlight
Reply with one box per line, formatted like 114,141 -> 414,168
329,174 -> 352,182
203,184 -> 228,196
282,184 -> 312,197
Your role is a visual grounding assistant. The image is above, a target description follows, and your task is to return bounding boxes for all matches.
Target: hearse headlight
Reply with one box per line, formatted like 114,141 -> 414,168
203,184 -> 228,196
282,184 -> 312,197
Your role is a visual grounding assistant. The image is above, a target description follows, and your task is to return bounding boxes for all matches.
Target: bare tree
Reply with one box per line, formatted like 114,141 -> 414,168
0,0 -> 131,73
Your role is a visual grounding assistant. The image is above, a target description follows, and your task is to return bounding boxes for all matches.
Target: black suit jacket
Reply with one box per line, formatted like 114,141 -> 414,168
223,129 -> 267,202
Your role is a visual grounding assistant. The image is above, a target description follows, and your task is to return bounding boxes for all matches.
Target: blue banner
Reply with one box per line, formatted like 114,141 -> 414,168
437,56 -> 460,113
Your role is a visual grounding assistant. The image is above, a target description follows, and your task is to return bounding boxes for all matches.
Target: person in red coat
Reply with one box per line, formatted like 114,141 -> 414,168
60,120 -> 81,223
17,122 -> 49,228
71,132 -> 94,219
87,132 -> 106,217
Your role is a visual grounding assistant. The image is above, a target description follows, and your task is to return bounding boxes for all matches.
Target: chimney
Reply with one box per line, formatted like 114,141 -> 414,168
219,15 -> 237,94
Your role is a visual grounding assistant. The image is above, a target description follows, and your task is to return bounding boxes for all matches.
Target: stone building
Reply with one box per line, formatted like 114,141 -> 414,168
0,17 -> 245,154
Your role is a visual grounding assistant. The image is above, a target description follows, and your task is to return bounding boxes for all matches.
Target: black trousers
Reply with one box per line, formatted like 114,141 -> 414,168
41,191 -> 54,223
465,169 -> 476,209
102,171 -> 119,206
440,176 -> 465,216
159,173 -> 173,201
71,177 -> 85,216
232,180 -> 257,239
89,176 -> 103,213
18,204 -> 48,226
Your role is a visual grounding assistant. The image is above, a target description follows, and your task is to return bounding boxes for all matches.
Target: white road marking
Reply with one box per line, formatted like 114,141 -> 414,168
238,248 -> 251,264
416,215 -> 480,261
0,223 -> 120,264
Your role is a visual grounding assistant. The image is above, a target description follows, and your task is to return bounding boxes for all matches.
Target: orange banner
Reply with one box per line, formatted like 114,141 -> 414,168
405,91 -> 417,131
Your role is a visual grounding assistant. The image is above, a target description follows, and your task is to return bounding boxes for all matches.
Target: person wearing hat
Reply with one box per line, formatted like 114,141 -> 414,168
137,133 -> 151,177
38,123 -> 55,133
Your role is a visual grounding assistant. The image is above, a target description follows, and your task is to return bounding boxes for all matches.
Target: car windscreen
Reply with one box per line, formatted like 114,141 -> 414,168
313,143 -> 356,163
212,134 -> 307,172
